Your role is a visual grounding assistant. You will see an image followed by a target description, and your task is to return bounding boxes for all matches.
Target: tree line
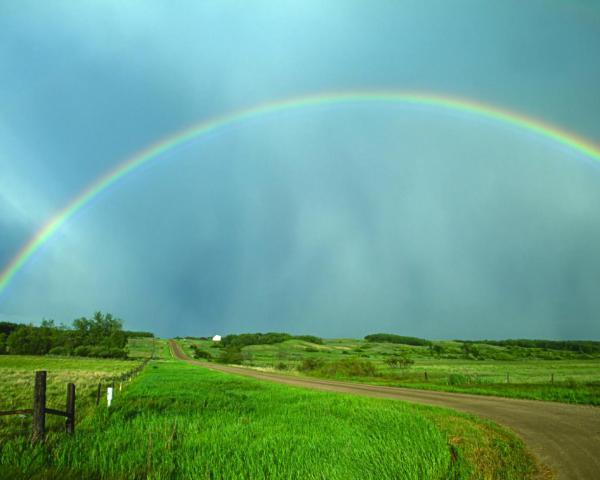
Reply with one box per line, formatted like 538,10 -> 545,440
364,333 -> 431,346
458,338 -> 600,354
221,332 -> 323,348
0,312 -> 151,358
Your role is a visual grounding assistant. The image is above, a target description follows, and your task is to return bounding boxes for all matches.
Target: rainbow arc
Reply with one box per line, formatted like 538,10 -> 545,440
1,91 -> 600,296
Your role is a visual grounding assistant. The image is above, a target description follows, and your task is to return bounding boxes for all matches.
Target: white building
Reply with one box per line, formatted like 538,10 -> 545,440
212,335 -> 222,342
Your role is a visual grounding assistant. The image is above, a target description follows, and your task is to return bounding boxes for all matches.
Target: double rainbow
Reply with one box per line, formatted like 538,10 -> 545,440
1,90 -> 600,297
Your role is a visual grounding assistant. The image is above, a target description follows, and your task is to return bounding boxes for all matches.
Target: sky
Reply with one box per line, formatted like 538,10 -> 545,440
1,1 -> 600,339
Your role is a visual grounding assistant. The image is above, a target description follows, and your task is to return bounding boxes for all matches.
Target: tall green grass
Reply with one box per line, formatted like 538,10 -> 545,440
0,359 -> 536,479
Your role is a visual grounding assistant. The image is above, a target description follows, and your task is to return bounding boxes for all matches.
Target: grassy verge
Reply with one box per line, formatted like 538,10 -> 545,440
1,359 -> 536,479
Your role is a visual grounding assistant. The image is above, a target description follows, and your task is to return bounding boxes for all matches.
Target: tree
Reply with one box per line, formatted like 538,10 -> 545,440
5,311 -> 130,358
7,325 -> 50,354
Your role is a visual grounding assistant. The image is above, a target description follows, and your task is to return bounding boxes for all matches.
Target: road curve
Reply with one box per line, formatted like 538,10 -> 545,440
169,340 -> 600,480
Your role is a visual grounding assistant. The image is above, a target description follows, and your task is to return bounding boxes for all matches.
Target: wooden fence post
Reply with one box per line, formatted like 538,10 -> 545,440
96,383 -> 101,406
32,371 -> 46,443
506,372 -> 510,384
65,383 -> 75,434
424,371 -> 428,381
551,373 -> 554,385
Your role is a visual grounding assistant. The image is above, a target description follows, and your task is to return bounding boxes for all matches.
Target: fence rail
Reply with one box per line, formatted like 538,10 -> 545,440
0,409 -> 33,416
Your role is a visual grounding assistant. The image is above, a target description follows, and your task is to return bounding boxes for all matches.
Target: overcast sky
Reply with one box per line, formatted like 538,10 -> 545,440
1,1 -> 600,339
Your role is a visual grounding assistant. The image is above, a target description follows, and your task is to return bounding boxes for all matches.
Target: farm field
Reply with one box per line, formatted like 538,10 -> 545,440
178,336 -> 600,404
0,349 -> 537,479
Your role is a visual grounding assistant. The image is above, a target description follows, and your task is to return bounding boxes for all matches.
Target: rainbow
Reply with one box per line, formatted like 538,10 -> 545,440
1,90 -> 600,296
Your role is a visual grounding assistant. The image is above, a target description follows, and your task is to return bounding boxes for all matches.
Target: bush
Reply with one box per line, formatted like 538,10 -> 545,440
385,356 -> 414,369
304,347 -> 319,353
320,358 -> 377,377
218,346 -> 244,365
74,346 -> 92,357
430,344 -> 445,357
461,343 -> 480,359
191,345 -> 212,360
274,362 -> 288,370
48,346 -> 70,356
107,348 -> 128,359
299,358 -> 324,371
194,349 -> 212,360
298,358 -> 378,377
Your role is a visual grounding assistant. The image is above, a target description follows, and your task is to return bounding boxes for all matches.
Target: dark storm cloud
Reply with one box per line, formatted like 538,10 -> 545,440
1,1 -> 600,339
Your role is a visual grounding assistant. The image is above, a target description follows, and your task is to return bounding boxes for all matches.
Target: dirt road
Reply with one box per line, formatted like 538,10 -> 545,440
169,340 -> 600,479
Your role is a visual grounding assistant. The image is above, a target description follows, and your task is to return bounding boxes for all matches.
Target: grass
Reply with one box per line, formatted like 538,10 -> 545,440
179,337 -> 600,404
128,337 -> 170,360
0,348 -> 147,442
0,357 -> 537,479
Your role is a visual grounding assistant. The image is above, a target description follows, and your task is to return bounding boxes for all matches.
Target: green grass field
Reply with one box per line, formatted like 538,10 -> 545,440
0,351 -> 536,479
179,337 -> 600,404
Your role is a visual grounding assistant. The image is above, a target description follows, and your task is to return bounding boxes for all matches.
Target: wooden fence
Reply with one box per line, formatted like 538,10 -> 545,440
0,357 -> 150,443
0,371 -> 74,443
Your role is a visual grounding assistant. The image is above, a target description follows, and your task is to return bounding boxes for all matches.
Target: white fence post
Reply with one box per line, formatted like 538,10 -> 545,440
107,387 -> 113,408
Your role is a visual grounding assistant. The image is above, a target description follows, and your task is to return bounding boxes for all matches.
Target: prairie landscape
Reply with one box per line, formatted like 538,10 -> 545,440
3,328 -> 600,478
2,2 -> 600,479
1,337 -> 539,479
178,334 -> 600,405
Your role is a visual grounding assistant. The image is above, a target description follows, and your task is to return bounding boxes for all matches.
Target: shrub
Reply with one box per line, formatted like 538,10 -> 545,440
218,346 -> 244,365
461,343 -> 480,359
320,358 -> 377,377
274,362 -> 288,370
299,358 -> 324,371
48,346 -> 70,356
385,356 -> 414,369
430,344 -> 445,357
304,347 -> 319,353
74,345 -> 91,357
107,348 -> 128,359
191,345 -> 212,360
194,350 -> 212,360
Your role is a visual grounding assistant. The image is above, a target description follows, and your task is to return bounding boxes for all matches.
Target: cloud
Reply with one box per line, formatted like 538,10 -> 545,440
1,1 -> 600,339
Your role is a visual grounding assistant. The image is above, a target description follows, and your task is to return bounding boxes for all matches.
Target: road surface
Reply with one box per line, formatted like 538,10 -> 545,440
169,340 -> 600,479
